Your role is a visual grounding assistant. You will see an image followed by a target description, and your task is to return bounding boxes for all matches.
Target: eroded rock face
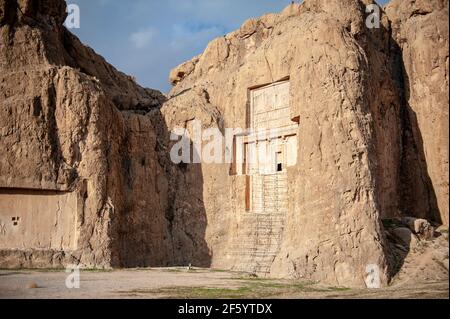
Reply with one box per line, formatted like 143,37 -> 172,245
164,0 -> 448,286
385,0 -> 449,225
0,0 -> 448,288
164,0 -> 405,287
0,0 -> 181,269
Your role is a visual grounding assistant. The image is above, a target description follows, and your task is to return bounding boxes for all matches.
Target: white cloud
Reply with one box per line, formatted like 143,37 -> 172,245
130,27 -> 158,49
71,0 -> 289,91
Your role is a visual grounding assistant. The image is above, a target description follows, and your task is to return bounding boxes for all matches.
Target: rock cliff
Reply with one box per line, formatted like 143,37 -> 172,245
386,0 -> 449,225
0,0 -> 448,288
1,0 -> 185,268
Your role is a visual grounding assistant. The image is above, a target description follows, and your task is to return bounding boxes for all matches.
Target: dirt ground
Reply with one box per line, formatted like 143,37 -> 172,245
0,267 -> 448,299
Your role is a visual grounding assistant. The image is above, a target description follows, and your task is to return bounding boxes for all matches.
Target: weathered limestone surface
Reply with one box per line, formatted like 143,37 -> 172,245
165,0 -> 403,287
0,189 -> 79,250
165,0 -> 448,286
386,0 -> 449,225
0,0 -> 199,269
0,0 -> 448,288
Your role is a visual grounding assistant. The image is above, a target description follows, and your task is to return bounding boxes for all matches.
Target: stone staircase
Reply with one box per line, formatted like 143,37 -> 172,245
232,173 -> 288,274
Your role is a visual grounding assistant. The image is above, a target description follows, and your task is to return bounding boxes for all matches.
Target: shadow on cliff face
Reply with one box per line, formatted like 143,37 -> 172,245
168,148 -> 212,268
154,110 -> 212,268
391,40 -> 442,225
114,107 -> 211,269
0,0 -> 211,269
382,26 -> 441,280
383,219 -> 413,277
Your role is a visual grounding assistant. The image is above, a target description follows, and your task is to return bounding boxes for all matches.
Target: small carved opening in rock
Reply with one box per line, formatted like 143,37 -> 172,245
32,97 -> 42,117
277,151 -> 283,172
12,216 -> 20,226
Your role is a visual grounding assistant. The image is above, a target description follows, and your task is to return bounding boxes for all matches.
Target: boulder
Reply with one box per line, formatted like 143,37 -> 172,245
402,217 -> 435,240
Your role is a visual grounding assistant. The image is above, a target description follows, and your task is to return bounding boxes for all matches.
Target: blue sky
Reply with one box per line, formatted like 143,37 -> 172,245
69,0 -> 389,93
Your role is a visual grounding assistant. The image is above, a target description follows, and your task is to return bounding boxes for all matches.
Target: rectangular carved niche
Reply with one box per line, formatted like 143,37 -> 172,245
0,188 -> 79,250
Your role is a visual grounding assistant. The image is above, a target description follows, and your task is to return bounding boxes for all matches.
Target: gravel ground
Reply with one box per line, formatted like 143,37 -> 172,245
0,268 -> 448,299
